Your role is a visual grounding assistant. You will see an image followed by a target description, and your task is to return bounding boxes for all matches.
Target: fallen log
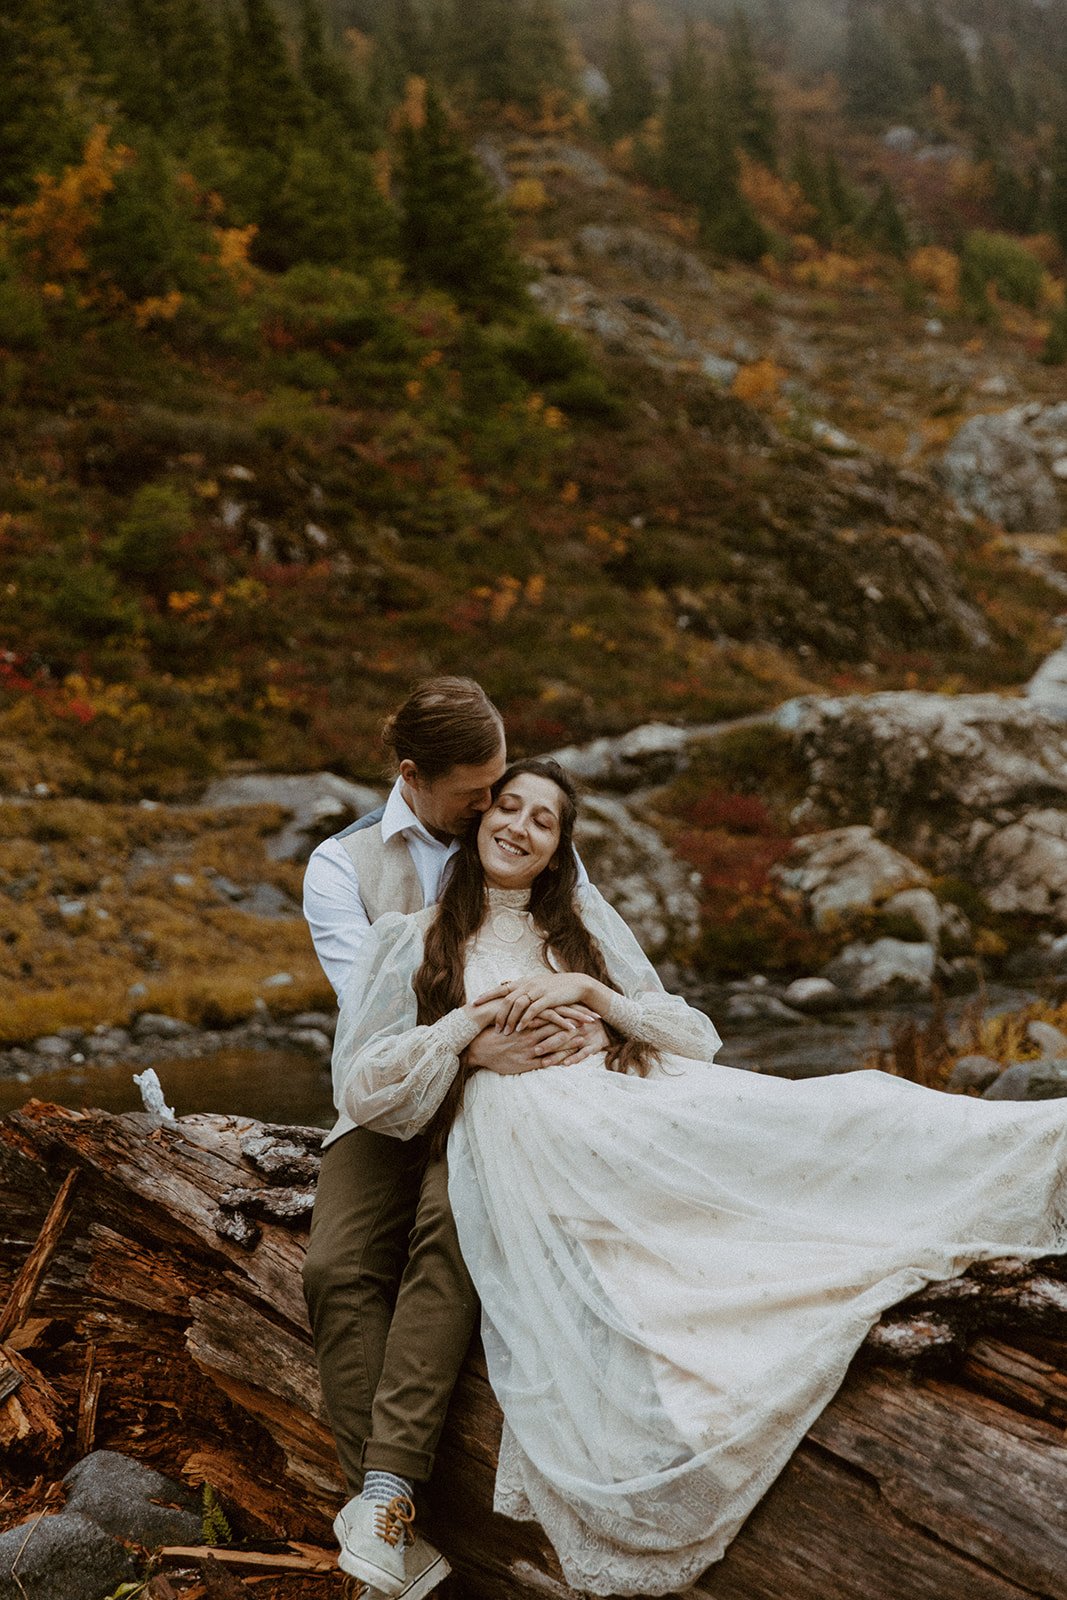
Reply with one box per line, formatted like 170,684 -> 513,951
1,1100 -> 1065,1600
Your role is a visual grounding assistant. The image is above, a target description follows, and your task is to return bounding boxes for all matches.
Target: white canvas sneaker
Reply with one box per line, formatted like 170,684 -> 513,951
334,1495 -> 449,1599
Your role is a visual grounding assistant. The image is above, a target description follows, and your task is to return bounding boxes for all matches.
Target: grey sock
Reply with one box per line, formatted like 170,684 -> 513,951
361,1469 -> 414,1508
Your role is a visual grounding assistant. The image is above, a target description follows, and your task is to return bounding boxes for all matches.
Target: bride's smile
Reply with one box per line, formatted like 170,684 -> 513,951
478,772 -> 563,889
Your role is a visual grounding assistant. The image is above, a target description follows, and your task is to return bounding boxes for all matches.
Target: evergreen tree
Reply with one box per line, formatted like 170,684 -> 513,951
789,130 -> 832,243
602,2 -> 656,140
659,23 -> 715,205
225,0 -> 309,152
841,3 -> 914,123
110,0 -> 225,137
366,0 -> 428,107
512,0 -> 573,107
822,150 -> 858,231
170,0 -> 226,134
52,0 -> 114,77
391,0 -> 431,77
1049,119 -> 1067,257
394,85 -> 528,316
976,34 -> 1018,133
858,177 -> 909,258
901,0 -> 974,112
718,8 -> 777,169
259,140 -> 395,270
1042,300 -> 1067,365
697,117 -> 768,263
88,134 -> 217,299
444,0 -> 570,109
444,0 -> 518,104
973,122 -> 1043,233
0,0 -> 91,205
299,0 -> 373,148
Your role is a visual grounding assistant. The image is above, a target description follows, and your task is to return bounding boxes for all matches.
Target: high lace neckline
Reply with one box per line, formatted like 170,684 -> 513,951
486,886 -> 532,910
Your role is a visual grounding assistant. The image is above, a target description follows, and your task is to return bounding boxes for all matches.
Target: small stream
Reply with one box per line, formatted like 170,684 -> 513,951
0,1045 -> 336,1128
0,979 -> 1048,1128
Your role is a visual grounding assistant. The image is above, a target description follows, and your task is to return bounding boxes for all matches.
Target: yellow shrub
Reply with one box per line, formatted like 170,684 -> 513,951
509,178 -> 550,214
908,245 -> 960,303
732,358 -> 785,406
738,152 -> 811,233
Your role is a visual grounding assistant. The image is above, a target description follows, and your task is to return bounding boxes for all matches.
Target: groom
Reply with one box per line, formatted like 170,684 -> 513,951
302,676 -> 602,1597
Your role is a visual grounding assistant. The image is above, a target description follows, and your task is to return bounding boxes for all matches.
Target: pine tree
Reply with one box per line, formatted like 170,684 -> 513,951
602,2 -> 656,140
901,0 -> 974,112
822,150 -> 858,231
512,0 -> 573,108
1042,301 -> 1067,366
859,178 -> 909,258
88,134 -> 216,299
367,0 -> 429,107
112,0 -> 175,130
841,3 -> 914,123
789,130 -> 832,243
697,118 -> 767,263
0,0 -> 91,205
170,0 -> 226,134
443,0 -> 517,104
225,0 -> 309,152
395,85 -> 528,316
444,0 -> 570,109
659,23 -> 715,206
976,34 -> 1018,133
718,8 -> 777,169
1049,119 -> 1067,258
299,0 -> 373,148
259,140 -> 395,270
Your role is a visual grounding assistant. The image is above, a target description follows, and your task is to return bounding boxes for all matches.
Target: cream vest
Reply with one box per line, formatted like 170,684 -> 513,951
340,821 -> 424,922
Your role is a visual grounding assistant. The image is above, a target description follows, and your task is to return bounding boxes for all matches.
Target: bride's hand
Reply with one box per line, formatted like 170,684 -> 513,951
487,975 -> 610,1034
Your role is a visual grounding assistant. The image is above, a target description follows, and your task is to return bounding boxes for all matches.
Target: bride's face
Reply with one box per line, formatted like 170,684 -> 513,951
478,772 -> 564,890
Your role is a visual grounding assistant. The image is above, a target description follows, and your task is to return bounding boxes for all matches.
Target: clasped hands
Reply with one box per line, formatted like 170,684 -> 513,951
461,973 -> 613,1076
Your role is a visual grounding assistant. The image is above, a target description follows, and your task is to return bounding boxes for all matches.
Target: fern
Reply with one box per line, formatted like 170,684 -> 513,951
201,1482 -> 233,1547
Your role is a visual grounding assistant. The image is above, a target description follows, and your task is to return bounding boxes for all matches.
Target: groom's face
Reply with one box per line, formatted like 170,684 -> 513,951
402,738 -> 507,840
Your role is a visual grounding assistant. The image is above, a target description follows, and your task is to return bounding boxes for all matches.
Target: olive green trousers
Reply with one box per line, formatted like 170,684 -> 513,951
302,1126 -> 477,1491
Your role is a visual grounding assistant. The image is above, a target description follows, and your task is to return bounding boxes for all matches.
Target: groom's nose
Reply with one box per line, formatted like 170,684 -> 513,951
472,789 -> 493,811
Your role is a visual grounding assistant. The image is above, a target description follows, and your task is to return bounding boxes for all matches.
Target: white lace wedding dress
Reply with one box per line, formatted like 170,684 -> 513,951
333,885 -> 1067,1597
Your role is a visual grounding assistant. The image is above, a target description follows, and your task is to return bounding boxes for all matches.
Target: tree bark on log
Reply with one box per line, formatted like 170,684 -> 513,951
1,1101 -> 1065,1600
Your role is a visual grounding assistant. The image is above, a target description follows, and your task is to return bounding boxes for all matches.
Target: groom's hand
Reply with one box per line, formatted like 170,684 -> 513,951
463,1021 -> 561,1076
535,1016 -> 610,1066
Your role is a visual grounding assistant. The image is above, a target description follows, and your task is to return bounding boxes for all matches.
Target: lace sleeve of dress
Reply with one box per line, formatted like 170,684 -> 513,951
332,912 -> 483,1139
578,885 -> 722,1063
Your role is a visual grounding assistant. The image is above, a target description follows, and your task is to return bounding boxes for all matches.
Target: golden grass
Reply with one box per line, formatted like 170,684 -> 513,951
0,797 -> 332,1043
868,996 -> 1067,1094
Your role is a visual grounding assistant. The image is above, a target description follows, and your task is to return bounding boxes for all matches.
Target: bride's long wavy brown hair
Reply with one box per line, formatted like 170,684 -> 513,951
417,758 -> 656,1153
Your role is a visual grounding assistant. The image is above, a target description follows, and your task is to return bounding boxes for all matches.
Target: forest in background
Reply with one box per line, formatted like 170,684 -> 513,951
2,0 -> 1067,806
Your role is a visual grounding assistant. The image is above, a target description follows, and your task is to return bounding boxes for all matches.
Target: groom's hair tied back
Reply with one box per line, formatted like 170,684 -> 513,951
382,676 -> 503,780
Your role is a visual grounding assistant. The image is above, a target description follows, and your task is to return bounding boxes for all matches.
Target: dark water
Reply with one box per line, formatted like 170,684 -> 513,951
0,981 -> 1044,1128
0,1046 -> 336,1127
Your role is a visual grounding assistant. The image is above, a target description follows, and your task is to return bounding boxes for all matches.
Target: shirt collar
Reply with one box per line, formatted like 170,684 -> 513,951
381,777 -> 457,852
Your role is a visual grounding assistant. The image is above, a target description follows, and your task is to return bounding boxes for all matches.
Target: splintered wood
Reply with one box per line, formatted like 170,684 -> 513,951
1,1100 -> 1065,1600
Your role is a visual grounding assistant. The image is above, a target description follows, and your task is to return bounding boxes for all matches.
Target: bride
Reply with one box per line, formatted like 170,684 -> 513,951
333,758 -> 1067,1596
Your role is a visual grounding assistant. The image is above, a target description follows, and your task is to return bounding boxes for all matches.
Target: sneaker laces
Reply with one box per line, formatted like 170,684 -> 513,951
373,1494 -> 416,1549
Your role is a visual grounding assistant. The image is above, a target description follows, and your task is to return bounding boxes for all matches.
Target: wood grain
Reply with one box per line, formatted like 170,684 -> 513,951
1,1100 -> 1064,1600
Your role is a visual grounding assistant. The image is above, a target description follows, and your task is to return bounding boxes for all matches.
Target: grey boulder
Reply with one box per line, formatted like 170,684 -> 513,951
982,1058 -> 1067,1101
0,1512 -> 136,1600
63,1449 -> 202,1547
821,938 -> 937,1002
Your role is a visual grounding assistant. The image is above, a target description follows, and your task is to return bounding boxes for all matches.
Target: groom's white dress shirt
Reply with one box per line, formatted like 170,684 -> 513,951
303,779 -> 459,1000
